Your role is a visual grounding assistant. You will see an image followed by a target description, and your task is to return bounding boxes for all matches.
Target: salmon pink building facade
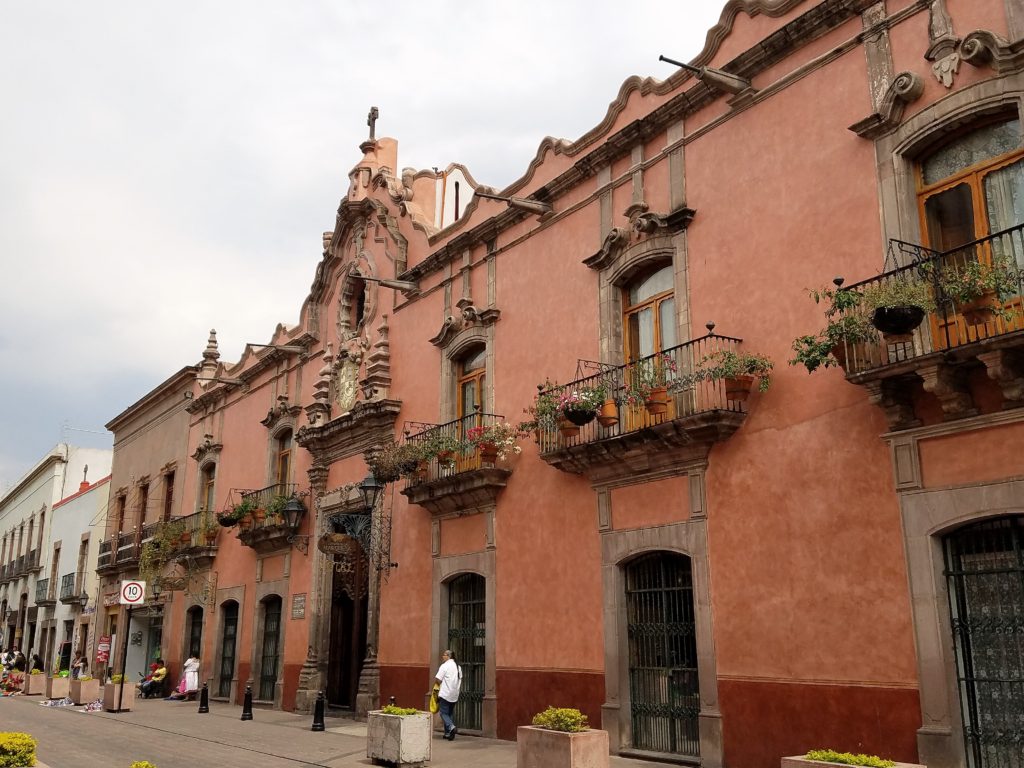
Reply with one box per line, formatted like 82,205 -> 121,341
101,2 -> 1024,768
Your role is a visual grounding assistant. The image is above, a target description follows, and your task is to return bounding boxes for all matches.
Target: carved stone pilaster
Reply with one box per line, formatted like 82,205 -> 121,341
363,315 -> 393,399
849,72 -> 925,138
307,463 -> 330,496
863,378 -> 921,430
925,0 -> 960,86
977,349 -> 1024,406
917,363 -> 978,420
305,344 -> 333,428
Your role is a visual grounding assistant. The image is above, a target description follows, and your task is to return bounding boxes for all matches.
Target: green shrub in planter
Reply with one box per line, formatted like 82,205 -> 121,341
0,732 -> 37,767
380,704 -> 420,716
806,749 -> 895,768
130,762 -> 159,768
531,706 -> 589,732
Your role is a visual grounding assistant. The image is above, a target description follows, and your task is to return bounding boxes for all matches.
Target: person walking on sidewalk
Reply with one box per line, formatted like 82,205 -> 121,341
433,649 -> 462,740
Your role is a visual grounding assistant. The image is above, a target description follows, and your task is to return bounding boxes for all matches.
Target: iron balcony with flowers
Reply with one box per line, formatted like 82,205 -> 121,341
534,329 -> 762,480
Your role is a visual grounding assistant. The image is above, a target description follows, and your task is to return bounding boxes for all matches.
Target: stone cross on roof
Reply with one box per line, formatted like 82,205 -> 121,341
367,106 -> 379,142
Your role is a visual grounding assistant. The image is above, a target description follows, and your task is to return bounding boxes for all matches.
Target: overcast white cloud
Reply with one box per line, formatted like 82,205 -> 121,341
0,0 -> 726,492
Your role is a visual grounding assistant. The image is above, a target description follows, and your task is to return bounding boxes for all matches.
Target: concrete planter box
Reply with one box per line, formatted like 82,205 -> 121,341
783,757 -> 926,768
70,678 -> 100,704
103,682 -> 136,711
20,673 -> 47,696
45,676 -> 70,699
517,726 -> 609,768
366,710 -> 431,767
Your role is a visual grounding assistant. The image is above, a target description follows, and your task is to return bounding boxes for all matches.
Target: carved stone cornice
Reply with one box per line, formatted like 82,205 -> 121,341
849,71 -> 925,139
977,349 -> 1024,405
401,467 -> 512,517
191,434 -> 223,464
539,411 -> 745,483
961,29 -> 1024,75
237,523 -> 297,555
260,395 -> 303,430
584,206 -> 696,272
862,378 -> 921,431
296,399 -> 402,465
429,302 -> 502,348
917,362 -> 978,420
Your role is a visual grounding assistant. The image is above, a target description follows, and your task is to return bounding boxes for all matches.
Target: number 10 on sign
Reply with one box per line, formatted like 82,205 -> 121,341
120,580 -> 146,605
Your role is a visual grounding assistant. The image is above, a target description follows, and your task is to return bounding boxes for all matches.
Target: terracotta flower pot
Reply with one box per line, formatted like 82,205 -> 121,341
597,399 -> 619,427
830,342 -> 848,370
478,443 -> 499,463
644,386 -> 669,415
204,529 -> 218,545
558,419 -> 581,439
724,375 -> 755,402
436,450 -> 454,463
179,530 -> 193,546
959,291 -> 999,327
238,514 -> 253,531
252,508 -> 267,524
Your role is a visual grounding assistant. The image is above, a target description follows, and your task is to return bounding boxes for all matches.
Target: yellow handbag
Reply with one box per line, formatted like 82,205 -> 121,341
429,689 -> 439,713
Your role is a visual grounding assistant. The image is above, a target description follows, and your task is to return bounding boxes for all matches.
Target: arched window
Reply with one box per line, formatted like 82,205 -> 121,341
457,346 -> 487,420
200,464 -> 216,513
274,430 -> 293,488
919,117 -> 1024,251
622,265 -> 676,361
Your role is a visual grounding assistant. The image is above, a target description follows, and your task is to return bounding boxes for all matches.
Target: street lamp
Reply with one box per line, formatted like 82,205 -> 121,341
284,497 -> 310,555
359,473 -> 384,512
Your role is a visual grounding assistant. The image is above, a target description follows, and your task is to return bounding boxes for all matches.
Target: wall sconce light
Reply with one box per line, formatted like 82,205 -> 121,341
283,497 -> 310,555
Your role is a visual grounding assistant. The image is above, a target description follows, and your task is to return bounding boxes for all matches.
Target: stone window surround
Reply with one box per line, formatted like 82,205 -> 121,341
196,459 -> 218,514
209,589 -> 244,703
430,549 -> 497,738
599,518 -> 722,767
250,582 -> 288,708
873,81 -> 1024,768
183,602 -> 204,663
439,329 -> 495,424
597,232 -> 692,366
266,423 -> 296,487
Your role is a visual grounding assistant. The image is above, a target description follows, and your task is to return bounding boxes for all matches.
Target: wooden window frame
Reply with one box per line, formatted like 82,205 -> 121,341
622,265 -> 675,362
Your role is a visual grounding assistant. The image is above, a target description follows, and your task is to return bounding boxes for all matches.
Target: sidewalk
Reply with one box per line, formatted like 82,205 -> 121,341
3,693 -> 658,768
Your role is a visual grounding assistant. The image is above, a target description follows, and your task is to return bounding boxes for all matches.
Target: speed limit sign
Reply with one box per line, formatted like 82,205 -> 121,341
119,580 -> 147,605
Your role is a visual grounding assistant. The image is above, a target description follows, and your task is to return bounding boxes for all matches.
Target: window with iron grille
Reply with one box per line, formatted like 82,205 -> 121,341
446,573 -> 485,732
218,601 -> 238,698
259,597 -> 282,701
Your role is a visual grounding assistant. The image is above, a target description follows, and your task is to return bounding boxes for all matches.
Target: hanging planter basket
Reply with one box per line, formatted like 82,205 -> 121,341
564,408 -> 597,426
870,306 -> 925,340
597,399 -> 619,427
959,291 -> 999,327
558,419 -> 581,439
644,386 -> 669,415
724,375 -> 755,402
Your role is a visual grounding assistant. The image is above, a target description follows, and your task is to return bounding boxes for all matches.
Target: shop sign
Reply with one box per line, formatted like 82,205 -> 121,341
96,635 -> 111,664
102,592 -> 120,607
317,532 -> 356,555
291,593 -> 306,620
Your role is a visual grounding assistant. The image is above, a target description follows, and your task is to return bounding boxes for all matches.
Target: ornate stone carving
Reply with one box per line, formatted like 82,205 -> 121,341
917,363 -> 978,420
584,206 -> 696,272
977,349 -> 1024,406
429,303 -> 501,348
848,71 -> 925,139
924,0 -> 959,85
961,29 -> 1024,74
305,344 -> 333,428
260,394 -> 302,429
401,467 -> 512,517
198,329 -> 220,387
363,315 -> 393,400
862,378 -> 921,431
191,434 -> 222,464
335,333 -> 370,414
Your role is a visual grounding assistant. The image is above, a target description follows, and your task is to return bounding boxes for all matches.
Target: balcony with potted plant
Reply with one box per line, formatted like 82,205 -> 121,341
790,227 -> 1024,430
236,484 -> 309,554
537,329 -> 764,481
399,415 -> 521,516
170,509 -> 221,568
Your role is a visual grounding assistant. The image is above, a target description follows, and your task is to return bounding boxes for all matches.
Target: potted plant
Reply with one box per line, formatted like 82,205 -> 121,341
783,748 -> 924,768
790,284 -> 877,373
367,440 -> 423,482
517,706 -> 609,768
218,498 -> 254,528
201,514 -> 219,544
0,732 -> 37,768
625,353 -> 678,415
860,278 -> 936,340
366,704 -> 431,766
556,383 -> 606,427
21,669 -> 47,696
103,674 -> 136,711
266,494 -> 289,524
251,504 -> 267,525
45,670 -> 70,699
467,422 -> 524,463
933,254 -> 1019,326
696,350 -> 774,401
70,674 -> 100,704
420,432 -> 467,466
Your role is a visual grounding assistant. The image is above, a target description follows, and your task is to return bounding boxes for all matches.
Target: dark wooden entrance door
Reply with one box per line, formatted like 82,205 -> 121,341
625,552 -> 700,758
327,556 -> 368,709
447,573 -> 485,732
945,516 -> 1024,768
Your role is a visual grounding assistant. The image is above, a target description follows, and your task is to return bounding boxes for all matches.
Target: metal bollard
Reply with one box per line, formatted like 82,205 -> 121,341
389,696 -> 396,706
198,682 -> 209,714
311,690 -> 325,732
241,685 -> 253,721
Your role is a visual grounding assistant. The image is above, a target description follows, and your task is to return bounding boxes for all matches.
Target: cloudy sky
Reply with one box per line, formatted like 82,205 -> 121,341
0,0 -> 726,493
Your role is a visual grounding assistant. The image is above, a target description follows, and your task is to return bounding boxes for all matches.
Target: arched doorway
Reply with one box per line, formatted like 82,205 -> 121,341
944,515 -> 1024,768
217,601 -> 238,699
186,606 -> 203,659
624,552 -> 699,758
446,573 -> 485,732
327,551 -> 368,710
258,596 -> 282,702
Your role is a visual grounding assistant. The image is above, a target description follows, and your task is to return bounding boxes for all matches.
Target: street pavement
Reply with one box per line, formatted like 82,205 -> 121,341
0,694 -> 656,768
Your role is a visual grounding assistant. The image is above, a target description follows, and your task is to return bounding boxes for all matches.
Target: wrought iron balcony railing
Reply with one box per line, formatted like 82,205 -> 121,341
404,413 -> 506,486
537,333 -> 746,452
25,549 -> 40,571
97,539 -> 113,569
60,572 -> 84,602
114,531 -> 139,564
35,578 -> 52,604
241,483 -> 298,512
14,555 -> 25,575
840,224 -> 1024,376
176,509 -> 220,548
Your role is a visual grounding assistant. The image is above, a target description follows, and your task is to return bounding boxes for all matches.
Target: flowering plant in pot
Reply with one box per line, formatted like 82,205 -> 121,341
218,499 -> 254,527
518,706 -> 609,768
625,353 -> 678,414
419,432 -> 467,466
860,278 -> 936,340
930,254 -> 1019,326
790,283 -> 877,373
367,440 -> 423,482
556,383 -> 606,427
467,423 -> 523,462
695,350 -> 774,401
